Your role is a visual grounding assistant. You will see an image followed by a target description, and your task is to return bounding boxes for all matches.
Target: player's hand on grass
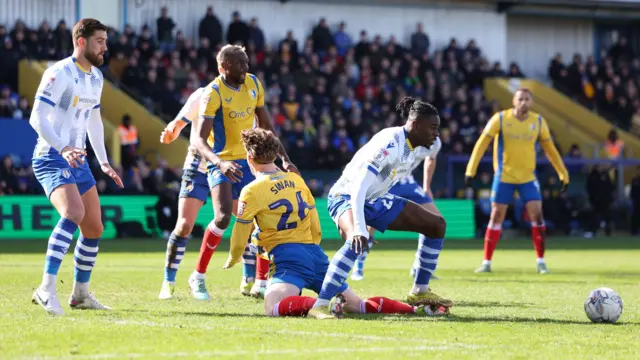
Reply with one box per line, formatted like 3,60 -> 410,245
219,161 -> 243,183
351,235 -> 369,255
160,123 -> 180,144
61,146 -> 86,168
464,176 -> 474,187
282,160 -> 301,176
101,164 -> 124,188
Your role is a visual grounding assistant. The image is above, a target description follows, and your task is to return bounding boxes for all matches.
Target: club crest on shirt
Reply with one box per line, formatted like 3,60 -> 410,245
61,169 -> 71,179
238,201 -> 247,216
249,89 -> 257,100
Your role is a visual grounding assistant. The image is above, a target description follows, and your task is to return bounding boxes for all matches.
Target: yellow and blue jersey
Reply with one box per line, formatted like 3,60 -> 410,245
227,171 -> 322,265
466,109 -> 567,184
199,74 -> 265,161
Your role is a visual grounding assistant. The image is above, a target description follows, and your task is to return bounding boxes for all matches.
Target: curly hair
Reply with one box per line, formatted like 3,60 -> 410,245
216,44 -> 246,68
396,96 -> 439,120
241,128 -> 280,164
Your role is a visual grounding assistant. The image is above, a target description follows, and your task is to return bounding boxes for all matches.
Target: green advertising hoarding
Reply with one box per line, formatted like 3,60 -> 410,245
0,196 -> 475,240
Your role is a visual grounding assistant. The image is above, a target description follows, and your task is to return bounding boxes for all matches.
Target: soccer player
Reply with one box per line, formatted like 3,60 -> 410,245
222,128 -> 447,319
191,44 -> 298,299
465,88 -> 569,274
29,19 -> 123,316
308,97 -> 452,318
351,136 -> 442,281
156,87 -> 213,300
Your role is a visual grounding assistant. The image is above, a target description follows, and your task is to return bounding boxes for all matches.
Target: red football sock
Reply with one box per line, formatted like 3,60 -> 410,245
362,297 -> 416,314
256,256 -> 269,281
531,223 -> 546,258
195,222 -> 224,274
273,296 -> 317,317
484,225 -> 502,261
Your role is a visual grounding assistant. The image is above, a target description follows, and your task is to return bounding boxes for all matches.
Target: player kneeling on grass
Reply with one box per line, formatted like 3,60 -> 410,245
221,128 -> 447,319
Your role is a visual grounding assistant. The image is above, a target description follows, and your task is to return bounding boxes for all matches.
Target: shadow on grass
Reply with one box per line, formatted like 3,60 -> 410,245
2,237 -> 640,254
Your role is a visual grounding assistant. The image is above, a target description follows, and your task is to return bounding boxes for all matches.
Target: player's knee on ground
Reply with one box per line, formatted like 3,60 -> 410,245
174,217 -> 194,237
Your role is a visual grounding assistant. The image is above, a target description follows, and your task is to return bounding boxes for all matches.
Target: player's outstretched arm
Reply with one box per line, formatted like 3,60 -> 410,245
88,108 -> 123,188
255,106 -> 299,175
160,118 -> 189,144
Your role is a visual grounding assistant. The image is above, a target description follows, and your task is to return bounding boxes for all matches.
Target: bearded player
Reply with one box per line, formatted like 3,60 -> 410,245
190,45 -> 298,299
465,89 -> 569,274
29,19 -> 124,316
222,128 -> 447,319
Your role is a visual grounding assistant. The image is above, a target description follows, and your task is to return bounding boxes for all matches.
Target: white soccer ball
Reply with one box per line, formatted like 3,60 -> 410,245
584,287 -> 623,323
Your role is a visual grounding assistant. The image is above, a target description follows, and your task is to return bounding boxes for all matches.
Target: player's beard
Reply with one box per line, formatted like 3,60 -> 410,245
85,46 -> 104,67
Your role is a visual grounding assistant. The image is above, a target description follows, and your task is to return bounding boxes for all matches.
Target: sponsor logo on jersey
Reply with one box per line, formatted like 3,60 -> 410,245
374,148 -> 389,161
238,201 -> 247,216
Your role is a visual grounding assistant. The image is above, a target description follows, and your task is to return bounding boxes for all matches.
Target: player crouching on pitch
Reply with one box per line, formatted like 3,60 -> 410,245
221,128 -> 448,319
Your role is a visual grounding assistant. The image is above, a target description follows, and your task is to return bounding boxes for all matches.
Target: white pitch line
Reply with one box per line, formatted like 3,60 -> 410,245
22,343 -> 484,360
111,318 -> 427,342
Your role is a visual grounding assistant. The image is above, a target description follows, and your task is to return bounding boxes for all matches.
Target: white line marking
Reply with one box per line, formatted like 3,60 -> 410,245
22,343 -> 484,360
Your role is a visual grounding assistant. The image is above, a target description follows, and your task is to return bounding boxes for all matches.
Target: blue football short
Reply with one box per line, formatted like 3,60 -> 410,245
179,170 -> 209,202
491,178 -> 542,204
32,152 -> 96,198
207,159 -> 255,200
268,243 -> 349,294
389,181 -> 432,205
327,193 -> 408,232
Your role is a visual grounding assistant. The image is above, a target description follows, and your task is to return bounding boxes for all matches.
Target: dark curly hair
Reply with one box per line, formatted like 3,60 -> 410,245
396,96 -> 439,120
241,128 -> 280,164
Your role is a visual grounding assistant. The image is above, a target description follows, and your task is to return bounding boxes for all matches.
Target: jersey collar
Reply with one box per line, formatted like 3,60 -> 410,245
72,57 -> 91,74
220,75 -> 241,92
403,128 -> 414,151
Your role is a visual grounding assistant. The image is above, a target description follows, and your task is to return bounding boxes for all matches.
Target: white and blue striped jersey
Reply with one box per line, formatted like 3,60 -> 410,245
397,137 -> 441,185
33,57 -> 103,157
179,87 -> 207,174
330,127 -> 417,201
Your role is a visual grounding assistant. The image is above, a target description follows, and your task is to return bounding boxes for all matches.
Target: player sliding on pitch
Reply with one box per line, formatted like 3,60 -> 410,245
222,128 -> 447,319
465,88 -> 569,274
29,18 -> 124,316
308,97 -> 452,318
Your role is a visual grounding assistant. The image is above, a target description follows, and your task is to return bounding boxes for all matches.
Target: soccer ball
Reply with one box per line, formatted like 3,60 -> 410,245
584,287 -> 623,323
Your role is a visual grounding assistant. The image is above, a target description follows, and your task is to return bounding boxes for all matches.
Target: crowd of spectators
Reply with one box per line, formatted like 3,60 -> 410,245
548,36 -> 640,132
1,10 -> 638,236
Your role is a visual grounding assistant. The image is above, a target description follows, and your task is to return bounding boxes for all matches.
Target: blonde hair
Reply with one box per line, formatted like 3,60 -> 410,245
241,128 -> 280,164
216,44 -> 246,69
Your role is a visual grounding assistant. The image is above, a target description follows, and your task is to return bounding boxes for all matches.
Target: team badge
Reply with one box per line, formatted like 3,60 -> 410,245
238,201 -> 247,216
185,182 -> 194,192
530,124 -> 536,131
249,89 -> 257,100
61,169 -> 71,179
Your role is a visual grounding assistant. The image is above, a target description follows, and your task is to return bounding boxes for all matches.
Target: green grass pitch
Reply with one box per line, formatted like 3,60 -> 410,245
0,236 -> 639,359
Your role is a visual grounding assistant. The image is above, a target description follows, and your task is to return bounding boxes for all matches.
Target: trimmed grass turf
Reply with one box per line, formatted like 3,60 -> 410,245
0,237 -> 639,359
